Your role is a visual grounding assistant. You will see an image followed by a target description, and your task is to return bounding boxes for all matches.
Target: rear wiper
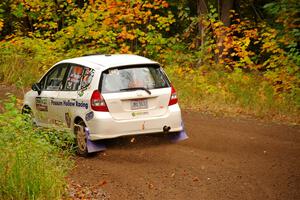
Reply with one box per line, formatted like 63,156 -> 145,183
120,87 -> 151,95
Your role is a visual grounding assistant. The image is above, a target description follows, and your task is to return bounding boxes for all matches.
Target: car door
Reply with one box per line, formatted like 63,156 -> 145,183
34,63 -> 69,126
56,64 -> 89,128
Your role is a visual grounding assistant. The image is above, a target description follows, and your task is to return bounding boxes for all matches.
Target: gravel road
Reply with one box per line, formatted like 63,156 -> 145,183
1,84 -> 298,200
69,111 -> 300,200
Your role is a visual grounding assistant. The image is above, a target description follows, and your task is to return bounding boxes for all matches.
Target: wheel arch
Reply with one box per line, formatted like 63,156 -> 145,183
74,116 -> 84,123
22,104 -> 32,114
73,116 -> 85,128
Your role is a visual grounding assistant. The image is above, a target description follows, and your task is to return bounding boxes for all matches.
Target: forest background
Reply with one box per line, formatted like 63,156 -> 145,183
0,0 -> 299,123
0,1 -> 299,199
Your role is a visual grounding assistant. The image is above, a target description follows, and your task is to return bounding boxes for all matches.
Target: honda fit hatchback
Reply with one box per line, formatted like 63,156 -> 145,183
23,54 -> 183,155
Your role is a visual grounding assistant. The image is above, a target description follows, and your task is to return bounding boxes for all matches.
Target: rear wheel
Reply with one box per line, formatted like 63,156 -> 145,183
74,120 -> 88,157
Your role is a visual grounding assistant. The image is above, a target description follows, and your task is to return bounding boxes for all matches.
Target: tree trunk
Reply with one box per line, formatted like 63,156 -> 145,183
215,0 -> 235,65
196,0 -> 208,33
196,0 -> 208,49
197,0 -> 208,16
220,0 -> 234,27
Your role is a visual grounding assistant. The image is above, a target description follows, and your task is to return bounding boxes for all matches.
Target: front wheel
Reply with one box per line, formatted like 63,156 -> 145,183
74,121 -> 88,157
22,106 -> 35,125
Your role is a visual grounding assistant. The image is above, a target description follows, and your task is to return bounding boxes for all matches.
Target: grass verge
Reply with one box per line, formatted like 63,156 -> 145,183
166,66 -> 300,124
0,95 -> 74,200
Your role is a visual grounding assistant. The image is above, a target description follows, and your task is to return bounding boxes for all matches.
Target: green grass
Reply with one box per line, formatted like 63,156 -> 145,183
0,37 -> 63,86
166,66 -> 300,124
0,96 -> 74,200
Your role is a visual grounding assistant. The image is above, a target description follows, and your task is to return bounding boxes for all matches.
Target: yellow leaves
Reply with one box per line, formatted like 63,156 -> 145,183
162,1 -> 169,8
118,27 -> 136,41
2,0 -> 176,61
243,56 -> 252,65
88,30 -> 99,39
127,33 -> 135,41
65,26 -> 74,36
155,46 -> 162,51
120,44 -> 130,54
175,67 -> 184,77
189,43 -> 196,49
219,59 -> 224,64
138,37 -> 146,44
0,19 -> 4,32
103,18 -> 113,26
244,37 -> 250,47
142,3 -> 153,9
147,24 -> 155,31
146,10 -> 152,16
135,20 -> 142,25
213,21 -> 223,28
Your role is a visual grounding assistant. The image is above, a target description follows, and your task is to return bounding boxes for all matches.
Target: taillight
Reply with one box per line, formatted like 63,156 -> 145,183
90,90 -> 109,112
168,85 -> 178,106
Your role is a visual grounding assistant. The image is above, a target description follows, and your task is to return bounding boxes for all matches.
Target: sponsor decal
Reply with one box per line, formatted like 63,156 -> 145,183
85,111 -> 94,121
50,99 -> 88,109
78,90 -> 84,97
131,111 -> 149,117
36,97 -> 48,111
52,119 -> 64,126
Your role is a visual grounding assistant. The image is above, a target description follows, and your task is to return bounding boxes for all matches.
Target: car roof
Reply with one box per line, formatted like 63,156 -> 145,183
57,54 -> 159,70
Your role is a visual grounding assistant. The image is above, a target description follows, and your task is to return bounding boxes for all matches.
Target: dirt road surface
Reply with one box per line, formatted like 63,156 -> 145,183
1,85 -> 299,199
69,111 -> 300,200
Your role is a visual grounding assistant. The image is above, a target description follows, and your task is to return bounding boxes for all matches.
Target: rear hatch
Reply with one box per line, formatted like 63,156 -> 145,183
100,64 -> 171,120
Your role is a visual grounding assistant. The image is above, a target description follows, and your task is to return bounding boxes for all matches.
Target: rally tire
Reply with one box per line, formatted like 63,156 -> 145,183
74,120 -> 89,157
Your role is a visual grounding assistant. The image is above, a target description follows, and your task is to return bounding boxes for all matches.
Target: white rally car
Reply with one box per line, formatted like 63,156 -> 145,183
23,54 -> 184,155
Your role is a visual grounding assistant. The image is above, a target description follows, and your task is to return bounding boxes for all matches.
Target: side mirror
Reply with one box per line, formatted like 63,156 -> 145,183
32,83 -> 42,95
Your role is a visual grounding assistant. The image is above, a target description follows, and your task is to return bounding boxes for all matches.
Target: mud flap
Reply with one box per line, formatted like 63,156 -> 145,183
169,122 -> 188,142
85,127 -> 106,153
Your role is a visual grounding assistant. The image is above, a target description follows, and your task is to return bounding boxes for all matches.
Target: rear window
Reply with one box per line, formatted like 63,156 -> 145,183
100,65 -> 170,93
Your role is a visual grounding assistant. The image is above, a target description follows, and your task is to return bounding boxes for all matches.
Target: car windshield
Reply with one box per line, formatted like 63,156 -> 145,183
100,65 -> 170,93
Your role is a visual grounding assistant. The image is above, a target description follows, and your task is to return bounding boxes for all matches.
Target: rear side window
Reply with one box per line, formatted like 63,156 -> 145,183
100,65 -> 170,93
65,65 -> 84,91
80,67 -> 94,90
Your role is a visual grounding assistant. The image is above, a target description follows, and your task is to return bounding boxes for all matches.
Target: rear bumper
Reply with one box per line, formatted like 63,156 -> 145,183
87,104 -> 183,140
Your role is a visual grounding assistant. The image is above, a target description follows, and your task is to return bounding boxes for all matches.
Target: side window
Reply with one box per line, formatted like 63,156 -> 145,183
80,67 -> 95,90
65,65 -> 84,91
44,64 -> 68,91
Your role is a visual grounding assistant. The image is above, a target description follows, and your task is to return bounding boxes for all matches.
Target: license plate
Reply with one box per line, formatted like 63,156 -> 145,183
131,99 -> 148,110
